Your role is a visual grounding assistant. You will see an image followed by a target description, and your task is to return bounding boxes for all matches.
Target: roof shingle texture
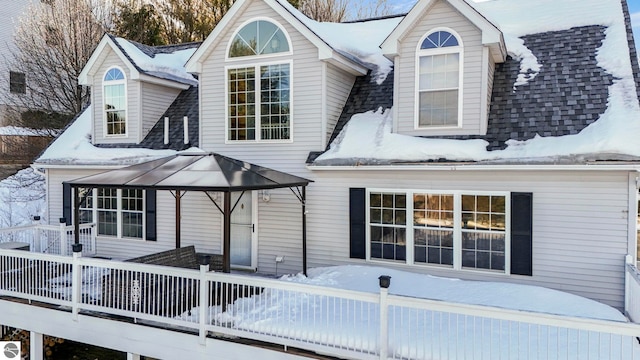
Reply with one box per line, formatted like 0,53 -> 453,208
96,85 -> 199,151
325,25 -> 615,153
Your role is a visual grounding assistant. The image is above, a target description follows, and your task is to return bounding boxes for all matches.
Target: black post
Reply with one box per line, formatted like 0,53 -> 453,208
73,186 -> 80,244
223,191 -> 231,273
302,186 -> 307,276
175,190 -> 181,248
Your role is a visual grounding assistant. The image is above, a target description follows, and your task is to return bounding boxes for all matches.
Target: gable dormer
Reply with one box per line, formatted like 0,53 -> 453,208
382,0 -> 506,137
78,35 -> 197,145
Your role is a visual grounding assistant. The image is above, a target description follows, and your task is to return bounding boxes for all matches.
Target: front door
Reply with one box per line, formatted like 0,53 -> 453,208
230,191 -> 255,269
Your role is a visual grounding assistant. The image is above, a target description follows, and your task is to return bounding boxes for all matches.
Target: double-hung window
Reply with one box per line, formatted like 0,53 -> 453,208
367,190 -> 509,273
416,30 -> 462,128
77,188 -> 145,239
227,19 -> 291,142
103,67 -> 127,136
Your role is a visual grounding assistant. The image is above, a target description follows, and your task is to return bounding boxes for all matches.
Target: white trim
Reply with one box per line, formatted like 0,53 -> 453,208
224,17 -> 293,61
102,66 -> 129,138
480,46 -> 489,135
321,62 -> 328,149
414,28 -> 464,130
224,60 -> 294,143
78,35 -> 140,86
365,188 -> 511,274
381,0 -> 505,63
308,164 -> 640,171
137,74 -> 192,90
392,55 -> 400,133
137,81 -> 143,143
629,173 -> 639,262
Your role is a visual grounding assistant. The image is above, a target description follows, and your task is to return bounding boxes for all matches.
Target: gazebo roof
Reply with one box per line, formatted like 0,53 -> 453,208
65,152 -> 312,191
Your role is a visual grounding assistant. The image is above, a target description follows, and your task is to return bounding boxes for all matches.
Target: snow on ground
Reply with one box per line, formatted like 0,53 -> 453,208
178,265 -> 634,358
0,168 -> 45,228
35,106 -> 176,166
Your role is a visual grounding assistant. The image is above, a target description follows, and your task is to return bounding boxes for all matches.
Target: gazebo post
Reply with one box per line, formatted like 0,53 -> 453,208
223,191 -> 231,273
73,186 -> 80,245
302,186 -> 307,276
175,190 -> 181,248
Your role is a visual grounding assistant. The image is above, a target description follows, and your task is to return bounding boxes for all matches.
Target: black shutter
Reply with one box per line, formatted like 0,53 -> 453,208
349,188 -> 366,259
511,192 -> 533,276
145,190 -> 157,241
62,183 -> 71,225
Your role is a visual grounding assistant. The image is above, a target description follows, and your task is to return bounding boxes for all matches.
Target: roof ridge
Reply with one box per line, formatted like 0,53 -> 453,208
341,13 -> 406,24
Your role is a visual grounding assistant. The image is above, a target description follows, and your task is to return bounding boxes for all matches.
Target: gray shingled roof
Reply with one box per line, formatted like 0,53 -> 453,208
96,85 -> 198,151
315,24 -> 622,162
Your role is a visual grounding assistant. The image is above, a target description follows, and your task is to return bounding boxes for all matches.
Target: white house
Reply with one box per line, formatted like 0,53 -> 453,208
32,0 -> 640,316
0,0 -> 33,126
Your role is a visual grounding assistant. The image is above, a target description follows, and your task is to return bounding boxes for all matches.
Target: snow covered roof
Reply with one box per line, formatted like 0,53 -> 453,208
111,36 -> 199,86
313,0 -> 640,165
78,34 -> 199,87
34,105 -> 176,166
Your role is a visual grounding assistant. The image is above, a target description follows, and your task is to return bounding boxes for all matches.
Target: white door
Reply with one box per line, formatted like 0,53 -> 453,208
230,191 -> 255,268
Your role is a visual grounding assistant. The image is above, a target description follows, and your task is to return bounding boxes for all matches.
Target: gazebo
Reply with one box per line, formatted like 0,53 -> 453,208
64,152 -> 312,273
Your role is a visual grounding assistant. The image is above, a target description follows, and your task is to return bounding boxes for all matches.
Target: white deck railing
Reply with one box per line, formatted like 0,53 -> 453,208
1,248 -> 639,359
0,222 -> 96,256
626,255 -> 640,323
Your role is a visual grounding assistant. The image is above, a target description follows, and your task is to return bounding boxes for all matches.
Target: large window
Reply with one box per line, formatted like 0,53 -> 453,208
368,190 -> 508,272
416,30 -> 462,128
227,19 -> 291,142
103,67 -> 127,136
77,188 -> 145,239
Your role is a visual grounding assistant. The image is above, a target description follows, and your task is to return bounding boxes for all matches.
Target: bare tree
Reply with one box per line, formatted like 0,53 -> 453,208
300,0 -> 348,22
4,0 -> 109,131
299,0 -> 395,23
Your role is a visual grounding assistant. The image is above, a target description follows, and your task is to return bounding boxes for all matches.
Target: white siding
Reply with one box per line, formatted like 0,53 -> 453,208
395,0 -> 487,136
198,0 -> 325,174
140,82 -> 181,138
303,169 -> 632,310
0,0 -> 34,125
325,64 -> 355,147
91,48 -> 140,144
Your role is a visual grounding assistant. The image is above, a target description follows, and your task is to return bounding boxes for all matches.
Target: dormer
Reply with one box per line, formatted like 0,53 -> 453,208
381,0 -> 506,136
78,35 -> 198,145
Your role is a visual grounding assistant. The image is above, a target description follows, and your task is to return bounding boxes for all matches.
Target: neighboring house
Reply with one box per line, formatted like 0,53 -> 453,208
0,0 -> 33,126
32,0 -> 640,313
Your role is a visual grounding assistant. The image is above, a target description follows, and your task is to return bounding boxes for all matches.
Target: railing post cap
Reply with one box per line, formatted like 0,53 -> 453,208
59,217 -> 66,224
72,243 -> 83,253
379,275 -> 391,289
200,255 -> 211,266
33,216 -> 41,221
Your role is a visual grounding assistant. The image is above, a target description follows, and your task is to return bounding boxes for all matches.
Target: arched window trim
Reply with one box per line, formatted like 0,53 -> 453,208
102,66 -> 128,137
225,17 -> 293,61
414,28 -> 464,130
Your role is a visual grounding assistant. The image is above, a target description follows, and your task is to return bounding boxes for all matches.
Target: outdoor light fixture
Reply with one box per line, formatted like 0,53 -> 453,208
262,190 -> 271,202
379,275 -> 391,289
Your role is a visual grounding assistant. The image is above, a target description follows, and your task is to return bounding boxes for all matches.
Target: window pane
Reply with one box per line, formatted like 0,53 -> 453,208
122,189 -> 144,239
228,67 -> 256,140
260,64 -> 290,140
369,191 -> 407,262
419,90 -> 458,127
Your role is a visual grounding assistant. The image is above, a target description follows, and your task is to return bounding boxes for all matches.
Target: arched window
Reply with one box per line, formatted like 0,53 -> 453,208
229,20 -> 290,58
103,67 -> 127,136
226,20 -> 291,142
416,30 -> 462,128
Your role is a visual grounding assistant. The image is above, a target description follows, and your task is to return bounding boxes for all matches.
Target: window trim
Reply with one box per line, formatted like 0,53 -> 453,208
76,188 -> 147,241
224,60 -> 294,144
102,66 -> 128,138
414,28 -> 464,130
365,188 -> 511,274
225,17 -> 293,61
